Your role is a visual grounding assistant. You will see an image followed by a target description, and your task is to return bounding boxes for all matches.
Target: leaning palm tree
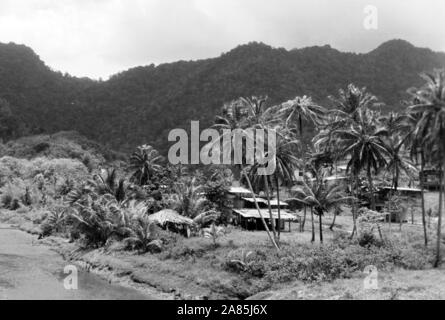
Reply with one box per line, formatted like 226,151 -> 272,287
408,69 -> 445,267
129,145 -> 163,186
210,97 -> 280,250
246,165 -> 278,242
245,130 -> 300,241
290,172 -> 352,243
272,132 -> 301,239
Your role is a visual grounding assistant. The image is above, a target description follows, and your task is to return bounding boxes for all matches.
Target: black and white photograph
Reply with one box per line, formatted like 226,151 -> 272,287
0,0 -> 444,306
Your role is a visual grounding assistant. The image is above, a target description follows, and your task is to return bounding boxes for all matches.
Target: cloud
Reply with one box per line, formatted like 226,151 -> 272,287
0,0 -> 443,79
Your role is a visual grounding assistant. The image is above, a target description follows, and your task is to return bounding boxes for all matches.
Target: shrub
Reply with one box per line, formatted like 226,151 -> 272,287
40,203 -> 68,237
123,215 -> 161,253
160,241 -> 207,260
0,181 -> 25,209
358,230 -> 383,248
224,236 -> 432,284
202,223 -> 226,247
33,142 -> 50,153
68,195 -> 132,248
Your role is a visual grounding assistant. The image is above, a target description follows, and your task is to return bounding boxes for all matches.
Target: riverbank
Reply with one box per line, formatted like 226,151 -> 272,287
0,224 -> 156,300
39,230 -> 445,300
2,206 -> 444,300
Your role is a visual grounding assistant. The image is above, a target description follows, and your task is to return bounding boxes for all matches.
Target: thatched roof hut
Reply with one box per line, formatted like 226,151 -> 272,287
148,209 -> 194,227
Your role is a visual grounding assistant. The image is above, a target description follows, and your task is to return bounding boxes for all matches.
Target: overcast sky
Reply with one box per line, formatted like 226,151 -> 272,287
0,0 -> 443,79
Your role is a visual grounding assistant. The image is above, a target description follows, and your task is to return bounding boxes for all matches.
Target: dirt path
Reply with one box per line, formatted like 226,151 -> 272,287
0,224 -> 154,300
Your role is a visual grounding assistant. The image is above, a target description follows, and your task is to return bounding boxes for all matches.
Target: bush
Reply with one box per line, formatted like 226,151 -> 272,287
68,195 -> 132,248
358,230 -> 383,248
224,237 -> 432,284
0,180 -> 26,209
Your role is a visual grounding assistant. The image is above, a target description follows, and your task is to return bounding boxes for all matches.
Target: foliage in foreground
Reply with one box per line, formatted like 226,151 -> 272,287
224,232 -> 434,283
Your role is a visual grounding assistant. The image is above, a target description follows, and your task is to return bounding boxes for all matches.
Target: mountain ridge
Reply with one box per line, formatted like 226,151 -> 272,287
0,39 -> 444,154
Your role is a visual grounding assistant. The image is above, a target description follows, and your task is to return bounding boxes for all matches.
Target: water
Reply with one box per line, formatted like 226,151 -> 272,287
0,225 -> 154,300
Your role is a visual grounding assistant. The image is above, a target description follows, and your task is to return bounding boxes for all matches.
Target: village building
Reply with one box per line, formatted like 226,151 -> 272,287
225,186 -> 297,232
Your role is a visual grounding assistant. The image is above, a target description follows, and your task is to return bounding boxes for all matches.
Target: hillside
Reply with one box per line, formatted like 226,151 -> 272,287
0,131 -> 126,168
0,39 -> 444,154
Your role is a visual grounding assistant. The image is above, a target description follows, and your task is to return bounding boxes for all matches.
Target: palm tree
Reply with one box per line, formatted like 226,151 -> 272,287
314,85 -> 384,237
405,108 -> 429,246
334,108 -> 389,211
172,176 -> 207,218
408,70 -> 445,267
84,168 -> 127,203
329,84 -> 382,125
386,135 -> 417,192
211,98 -> 280,250
246,166 -> 278,241
246,130 -> 300,240
291,171 -> 352,243
379,112 -> 414,192
279,96 -> 325,138
212,99 -> 250,182
129,145 -> 163,186
278,96 -> 324,234
272,133 -> 300,239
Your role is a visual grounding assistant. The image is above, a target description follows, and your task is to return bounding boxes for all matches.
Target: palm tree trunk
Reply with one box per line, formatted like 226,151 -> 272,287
350,174 -> 358,239
275,176 -> 281,240
329,211 -> 337,231
301,206 -> 307,232
264,175 -> 277,242
434,166 -> 443,268
420,151 -> 428,246
243,171 -> 280,251
367,165 -> 376,210
311,207 -> 315,243
299,115 -> 303,138
319,213 -> 323,243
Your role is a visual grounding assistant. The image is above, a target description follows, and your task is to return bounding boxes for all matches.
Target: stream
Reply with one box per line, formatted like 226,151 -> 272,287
0,224 -> 154,300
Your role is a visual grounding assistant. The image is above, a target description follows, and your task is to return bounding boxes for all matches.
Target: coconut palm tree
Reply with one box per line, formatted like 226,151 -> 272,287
290,171 -> 352,243
385,135 -> 417,192
314,85 -> 384,237
212,99 -> 250,182
379,112 -> 415,192
403,106 -> 430,246
211,98 -> 280,250
334,108 -> 389,211
272,133 -> 301,239
329,84 -> 382,124
278,95 -> 325,142
129,145 -> 163,186
408,70 -> 445,267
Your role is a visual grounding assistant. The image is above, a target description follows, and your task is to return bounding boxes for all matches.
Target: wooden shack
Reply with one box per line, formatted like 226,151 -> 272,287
225,185 -> 297,231
420,169 -> 442,191
232,208 -> 297,232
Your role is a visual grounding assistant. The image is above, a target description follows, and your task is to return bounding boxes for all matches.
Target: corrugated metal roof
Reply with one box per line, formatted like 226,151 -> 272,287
242,197 -> 268,204
229,186 -> 253,194
268,199 -> 289,206
381,187 -> 422,192
233,209 -> 297,221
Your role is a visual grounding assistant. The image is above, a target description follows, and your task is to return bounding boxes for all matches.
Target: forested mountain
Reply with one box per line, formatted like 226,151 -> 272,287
0,39 -> 444,154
